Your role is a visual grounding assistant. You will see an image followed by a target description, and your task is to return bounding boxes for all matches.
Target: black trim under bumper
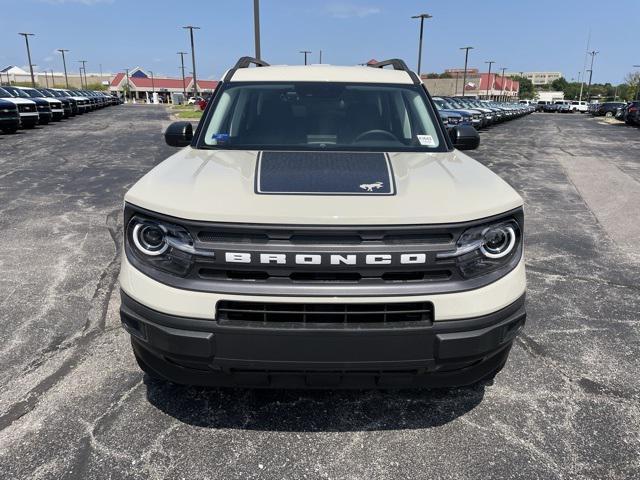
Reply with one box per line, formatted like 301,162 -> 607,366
121,292 -> 526,388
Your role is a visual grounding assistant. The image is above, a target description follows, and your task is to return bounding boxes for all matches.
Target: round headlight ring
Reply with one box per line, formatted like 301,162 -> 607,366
132,222 -> 168,256
480,225 -> 516,259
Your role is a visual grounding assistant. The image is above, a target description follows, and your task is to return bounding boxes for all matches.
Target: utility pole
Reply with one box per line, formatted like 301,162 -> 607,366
124,68 -> 130,101
183,26 -> 200,96
585,50 -> 598,100
99,63 -> 103,87
253,0 -> 261,60
79,66 -> 84,88
485,60 -> 495,99
177,52 -> 187,98
319,50 -> 322,64
19,33 -> 36,87
50,69 -> 54,87
299,50 -> 311,65
500,67 -> 507,101
79,60 -> 88,88
149,70 -> 155,103
57,49 -> 70,88
634,65 -> 640,101
411,13 -> 432,76
460,46 -> 473,96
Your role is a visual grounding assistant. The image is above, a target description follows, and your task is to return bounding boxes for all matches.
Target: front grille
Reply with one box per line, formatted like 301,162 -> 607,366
199,268 -> 452,283
216,300 -> 434,324
18,105 -> 34,112
198,228 -> 452,246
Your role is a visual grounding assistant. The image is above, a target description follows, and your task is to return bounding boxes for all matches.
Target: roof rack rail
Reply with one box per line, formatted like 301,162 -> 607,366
368,58 -> 420,85
224,56 -> 270,82
233,56 -> 270,69
368,58 -> 410,72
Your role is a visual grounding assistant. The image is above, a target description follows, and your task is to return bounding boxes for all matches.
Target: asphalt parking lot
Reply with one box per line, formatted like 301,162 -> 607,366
0,106 -> 638,479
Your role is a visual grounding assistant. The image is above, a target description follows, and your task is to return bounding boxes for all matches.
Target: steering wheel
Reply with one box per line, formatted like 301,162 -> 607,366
354,129 -> 399,143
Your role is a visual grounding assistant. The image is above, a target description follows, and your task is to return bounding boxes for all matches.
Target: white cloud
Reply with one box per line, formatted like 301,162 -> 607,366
325,2 -> 380,19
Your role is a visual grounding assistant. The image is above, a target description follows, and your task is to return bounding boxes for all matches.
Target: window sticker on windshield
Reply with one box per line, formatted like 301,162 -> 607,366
211,133 -> 229,145
417,134 -> 435,146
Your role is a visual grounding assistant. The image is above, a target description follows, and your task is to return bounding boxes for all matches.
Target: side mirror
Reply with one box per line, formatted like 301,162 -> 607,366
449,125 -> 480,150
165,121 -> 193,147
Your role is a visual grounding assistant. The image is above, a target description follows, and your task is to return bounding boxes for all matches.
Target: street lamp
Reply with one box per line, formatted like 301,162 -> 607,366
253,0 -> 261,60
149,70 -> 155,103
485,60 -> 495,99
78,60 -> 88,88
18,33 -> 36,87
411,13 -> 432,76
177,52 -> 188,98
500,67 -> 507,100
183,26 -> 200,96
57,49 -> 70,88
299,50 -> 311,65
633,65 -> 640,101
460,46 -> 474,96
585,50 -> 599,100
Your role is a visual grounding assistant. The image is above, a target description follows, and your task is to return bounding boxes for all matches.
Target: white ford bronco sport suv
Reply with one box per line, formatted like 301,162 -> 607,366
120,57 -> 526,388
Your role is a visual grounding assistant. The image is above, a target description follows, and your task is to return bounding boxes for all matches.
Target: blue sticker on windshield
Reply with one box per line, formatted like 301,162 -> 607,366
212,133 -> 229,144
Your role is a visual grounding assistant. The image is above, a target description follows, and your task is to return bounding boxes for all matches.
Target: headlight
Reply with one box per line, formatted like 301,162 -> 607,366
126,215 -> 213,276
437,218 -> 522,278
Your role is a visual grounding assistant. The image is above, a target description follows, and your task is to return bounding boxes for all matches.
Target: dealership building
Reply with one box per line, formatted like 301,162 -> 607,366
421,71 -> 520,100
109,67 -> 218,101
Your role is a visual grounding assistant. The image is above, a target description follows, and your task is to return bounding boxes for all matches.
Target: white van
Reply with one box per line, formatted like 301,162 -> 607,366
570,101 -> 588,113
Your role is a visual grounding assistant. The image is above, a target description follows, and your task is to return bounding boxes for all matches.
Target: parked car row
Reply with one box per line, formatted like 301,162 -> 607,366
612,101 -> 640,125
432,96 -> 534,132
534,100 -> 589,113
587,101 -> 627,118
0,86 -> 121,134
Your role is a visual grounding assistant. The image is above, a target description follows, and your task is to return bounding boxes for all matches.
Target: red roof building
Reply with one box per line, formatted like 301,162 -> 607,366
109,67 -> 218,101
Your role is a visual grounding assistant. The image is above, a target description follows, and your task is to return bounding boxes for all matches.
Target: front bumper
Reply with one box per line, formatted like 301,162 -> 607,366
120,249 -> 526,388
122,291 -> 524,388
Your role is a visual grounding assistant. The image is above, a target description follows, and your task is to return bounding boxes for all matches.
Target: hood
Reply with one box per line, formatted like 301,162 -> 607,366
125,148 -> 522,225
2,97 -> 35,106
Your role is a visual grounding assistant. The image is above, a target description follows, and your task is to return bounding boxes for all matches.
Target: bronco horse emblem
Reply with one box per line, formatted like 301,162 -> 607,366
359,181 -> 384,192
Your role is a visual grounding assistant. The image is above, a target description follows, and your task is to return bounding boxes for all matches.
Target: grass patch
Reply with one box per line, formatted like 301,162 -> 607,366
175,110 -> 203,119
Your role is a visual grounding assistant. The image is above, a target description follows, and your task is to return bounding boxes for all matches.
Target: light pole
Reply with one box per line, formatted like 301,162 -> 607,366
299,50 -> 311,65
123,68 -> 130,101
253,0 -> 261,60
50,69 -> 54,87
485,60 -> 495,99
177,52 -> 187,98
411,13 -> 432,76
500,67 -> 507,101
585,50 -> 598,100
57,49 -> 70,88
19,33 -> 36,87
319,50 -> 322,64
183,26 -> 200,96
634,65 -> 640,101
79,60 -> 88,88
149,70 -> 155,103
460,46 -> 473,96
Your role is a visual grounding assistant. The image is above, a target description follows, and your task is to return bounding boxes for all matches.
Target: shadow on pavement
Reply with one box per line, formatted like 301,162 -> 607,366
144,377 -> 486,432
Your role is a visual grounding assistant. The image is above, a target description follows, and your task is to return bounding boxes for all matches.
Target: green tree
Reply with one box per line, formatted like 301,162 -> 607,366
550,77 -> 569,92
511,75 -> 536,99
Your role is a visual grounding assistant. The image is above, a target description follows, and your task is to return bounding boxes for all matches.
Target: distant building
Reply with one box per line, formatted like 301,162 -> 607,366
109,67 -> 218,100
519,71 -> 563,86
1,64 -> 110,88
421,71 -> 519,100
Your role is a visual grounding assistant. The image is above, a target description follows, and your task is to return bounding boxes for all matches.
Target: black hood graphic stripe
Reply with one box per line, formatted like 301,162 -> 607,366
255,151 -> 395,196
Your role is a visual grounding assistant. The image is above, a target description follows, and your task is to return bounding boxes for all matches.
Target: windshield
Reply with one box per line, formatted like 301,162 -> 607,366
0,87 -> 14,98
202,82 -> 444,151
3,87 -> 30,98
22,89 -> 42,98
36,89 -> 54,98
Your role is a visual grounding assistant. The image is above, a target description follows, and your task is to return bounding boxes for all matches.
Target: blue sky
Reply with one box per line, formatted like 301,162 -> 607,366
1,0 -> 638,84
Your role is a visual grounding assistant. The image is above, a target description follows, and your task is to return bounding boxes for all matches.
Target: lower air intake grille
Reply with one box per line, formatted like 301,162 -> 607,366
216,301 -> 434,324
